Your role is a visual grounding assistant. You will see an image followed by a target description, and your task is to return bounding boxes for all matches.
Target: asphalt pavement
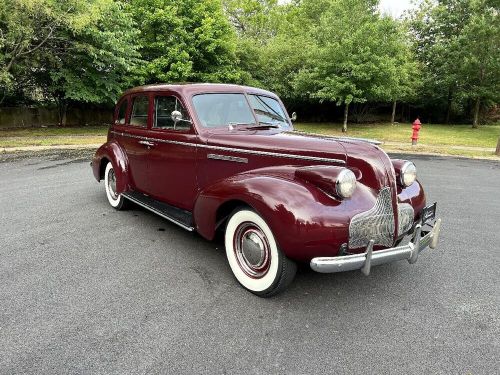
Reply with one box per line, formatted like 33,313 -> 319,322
1,151 -> 499,374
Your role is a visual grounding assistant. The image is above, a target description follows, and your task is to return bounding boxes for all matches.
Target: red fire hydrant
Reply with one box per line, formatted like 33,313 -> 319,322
411,118 -> 421,145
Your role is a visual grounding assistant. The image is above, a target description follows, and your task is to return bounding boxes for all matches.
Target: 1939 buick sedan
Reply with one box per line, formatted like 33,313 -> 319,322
92,84 -> 442,297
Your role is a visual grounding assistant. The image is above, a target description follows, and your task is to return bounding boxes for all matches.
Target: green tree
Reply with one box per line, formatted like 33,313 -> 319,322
129,0 -> 243,84
224,0 -> 299,89
293,0 -> 415,131
411,0 -> 500,127
0,0 -> 141,123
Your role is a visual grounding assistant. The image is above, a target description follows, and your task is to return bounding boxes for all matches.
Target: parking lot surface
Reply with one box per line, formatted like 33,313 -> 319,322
1,152 -> 499,374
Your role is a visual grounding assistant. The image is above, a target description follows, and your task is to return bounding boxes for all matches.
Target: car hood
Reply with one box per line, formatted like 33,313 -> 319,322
207,130 -> 345,162
206,130 -> 394,191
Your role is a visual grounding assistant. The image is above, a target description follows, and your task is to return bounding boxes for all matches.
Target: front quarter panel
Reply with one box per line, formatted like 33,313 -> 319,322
193,171 -> 379,262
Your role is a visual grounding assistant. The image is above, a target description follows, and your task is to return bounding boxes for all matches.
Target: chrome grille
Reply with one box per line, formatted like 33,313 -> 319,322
398,203 -> 414,236
349,187 -> 395,249
348,187 -> 415,249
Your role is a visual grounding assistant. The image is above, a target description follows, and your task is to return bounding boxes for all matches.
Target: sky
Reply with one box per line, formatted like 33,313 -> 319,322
379,0 -> 421,18
277,0 -> 423,19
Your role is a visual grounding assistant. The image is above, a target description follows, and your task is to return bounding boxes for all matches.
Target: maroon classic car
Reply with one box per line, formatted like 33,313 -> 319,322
92,83 -> 441,296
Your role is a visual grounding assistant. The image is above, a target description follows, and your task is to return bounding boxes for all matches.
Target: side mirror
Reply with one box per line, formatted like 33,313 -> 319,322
171,110 -> 192,125
171,110 -> 183,123
291,112 -> 297,122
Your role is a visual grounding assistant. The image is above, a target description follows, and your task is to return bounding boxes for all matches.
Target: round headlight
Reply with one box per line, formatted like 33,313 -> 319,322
336,169 -> 357,198
401,161 -> 417,187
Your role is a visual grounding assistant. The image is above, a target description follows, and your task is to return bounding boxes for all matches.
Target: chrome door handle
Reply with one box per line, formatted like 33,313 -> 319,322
138,140 -> 155,147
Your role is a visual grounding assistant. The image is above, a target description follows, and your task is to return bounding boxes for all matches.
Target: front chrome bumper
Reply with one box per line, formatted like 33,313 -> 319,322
310,218 -> 442,275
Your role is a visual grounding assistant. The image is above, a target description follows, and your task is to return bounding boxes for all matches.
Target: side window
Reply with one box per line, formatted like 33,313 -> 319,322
116,99 -> 128,125
130,95 -> 149,127
154,96 -> 191,130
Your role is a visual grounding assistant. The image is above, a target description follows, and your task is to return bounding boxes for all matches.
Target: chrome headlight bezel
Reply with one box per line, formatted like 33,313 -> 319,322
335,169 -> 357,199
400,161 -> 417,187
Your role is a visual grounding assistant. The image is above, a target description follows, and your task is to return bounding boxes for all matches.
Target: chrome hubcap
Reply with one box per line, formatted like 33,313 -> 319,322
234,223 -> 271,278
108,168 -> 118,199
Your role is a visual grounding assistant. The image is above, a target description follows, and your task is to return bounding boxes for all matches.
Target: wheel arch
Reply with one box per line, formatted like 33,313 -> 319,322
92,141 -> 131,194
214,199 -> 253,232
193,174 -> 350,262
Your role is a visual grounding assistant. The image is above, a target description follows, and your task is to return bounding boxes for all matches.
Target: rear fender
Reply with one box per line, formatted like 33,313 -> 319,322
92,141 -> 130,194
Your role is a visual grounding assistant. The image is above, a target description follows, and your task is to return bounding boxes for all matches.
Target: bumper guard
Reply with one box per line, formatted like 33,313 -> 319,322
310,218 -> 442,275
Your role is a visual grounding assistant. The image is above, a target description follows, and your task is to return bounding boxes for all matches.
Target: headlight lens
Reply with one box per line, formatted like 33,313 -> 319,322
336,169 -> 357,198
401,161 -> 417,187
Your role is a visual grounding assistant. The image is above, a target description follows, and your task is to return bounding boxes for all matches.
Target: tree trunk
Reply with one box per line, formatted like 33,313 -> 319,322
495,137 -> 500,156
391,100 -> 397,125
343,103 -> 349,133
57,100 -> 68,126
445,88 -> 453,124
61,104 -> 67,126
472,98 -> 480,129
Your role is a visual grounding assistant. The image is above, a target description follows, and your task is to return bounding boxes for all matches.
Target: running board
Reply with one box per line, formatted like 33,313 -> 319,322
122,191 -> 194,232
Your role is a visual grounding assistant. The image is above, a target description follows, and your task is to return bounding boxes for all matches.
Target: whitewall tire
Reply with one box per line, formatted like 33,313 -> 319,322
225,208 -> 297,297
104,162 -> 127,210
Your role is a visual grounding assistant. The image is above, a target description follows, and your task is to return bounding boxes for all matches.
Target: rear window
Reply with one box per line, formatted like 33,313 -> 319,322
116,99 -> 128,125
130,95 -> 149,127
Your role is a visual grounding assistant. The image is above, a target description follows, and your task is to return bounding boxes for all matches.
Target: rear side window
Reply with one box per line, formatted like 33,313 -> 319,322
116,99 -> 128,125
154,96 -> 191,130
130,95 -> 149,127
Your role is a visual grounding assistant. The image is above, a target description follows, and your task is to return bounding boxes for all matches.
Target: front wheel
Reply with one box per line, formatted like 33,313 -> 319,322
225,209 -> 297,297
104,162 -> 127,210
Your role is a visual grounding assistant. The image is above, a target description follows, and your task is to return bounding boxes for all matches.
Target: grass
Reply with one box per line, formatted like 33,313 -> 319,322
1,123 -> 499,158
294,122 -> 500,149
0,125 -> 108,148
0,125 -> 108,137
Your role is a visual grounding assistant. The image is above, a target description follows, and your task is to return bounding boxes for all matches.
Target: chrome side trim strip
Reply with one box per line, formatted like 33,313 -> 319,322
207,153 -> 248,163
122,192 -> 194,232
288,131 -> 382,145
111,130 -> 345,165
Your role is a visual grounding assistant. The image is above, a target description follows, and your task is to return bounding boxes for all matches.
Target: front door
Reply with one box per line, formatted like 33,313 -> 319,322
146,94 -> 199,211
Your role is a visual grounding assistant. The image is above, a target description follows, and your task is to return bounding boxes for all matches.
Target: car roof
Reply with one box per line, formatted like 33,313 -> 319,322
122,83 -> 278,98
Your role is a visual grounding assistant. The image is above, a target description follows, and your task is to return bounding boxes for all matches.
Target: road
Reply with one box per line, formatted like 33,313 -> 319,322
1,151 -> 499,374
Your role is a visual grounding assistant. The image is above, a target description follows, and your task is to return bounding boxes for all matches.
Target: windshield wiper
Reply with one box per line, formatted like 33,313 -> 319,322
228,122 -> 256,130
245,122 -> 281,129
253,108 -> 287,123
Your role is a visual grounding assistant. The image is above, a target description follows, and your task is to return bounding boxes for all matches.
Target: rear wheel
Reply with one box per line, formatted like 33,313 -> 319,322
104,162 -> 127,210
225,208 -> 297,297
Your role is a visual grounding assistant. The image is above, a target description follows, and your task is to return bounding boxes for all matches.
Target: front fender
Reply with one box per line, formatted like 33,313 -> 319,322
397,180 -> 426,221
92,141 -> 130,194
193,173 -> 377,262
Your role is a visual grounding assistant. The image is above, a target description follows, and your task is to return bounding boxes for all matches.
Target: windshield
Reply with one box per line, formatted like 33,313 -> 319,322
248,94 -> 289,127
192,93 -> 290,129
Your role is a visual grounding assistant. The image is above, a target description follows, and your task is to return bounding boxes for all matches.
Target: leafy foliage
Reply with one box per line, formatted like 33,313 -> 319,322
0,0 -> 141,115
230,0 -> 418,130
0,0 -> 498,129
410,0 -> 500,126
129,0 -> 243,83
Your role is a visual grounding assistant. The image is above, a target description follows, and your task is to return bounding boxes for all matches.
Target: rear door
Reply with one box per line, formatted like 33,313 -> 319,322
113,94 -> 151,193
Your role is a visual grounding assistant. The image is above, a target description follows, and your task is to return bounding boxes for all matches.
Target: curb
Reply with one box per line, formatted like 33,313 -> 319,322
1,144 -> 101,153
